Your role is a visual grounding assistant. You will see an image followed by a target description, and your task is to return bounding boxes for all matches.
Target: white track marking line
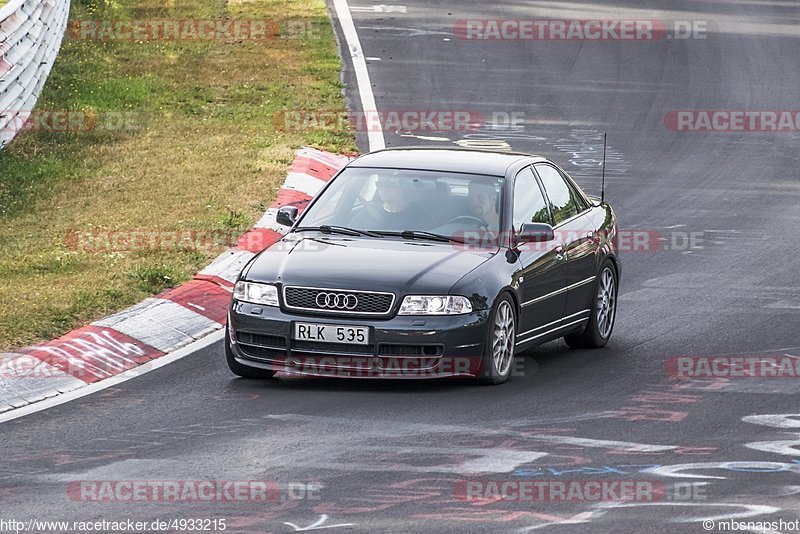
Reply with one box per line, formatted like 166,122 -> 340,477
332,0 -> 385,151
0,331 -> 224,425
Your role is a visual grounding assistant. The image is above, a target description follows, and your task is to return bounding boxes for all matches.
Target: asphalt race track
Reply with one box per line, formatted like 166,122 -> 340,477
2,1 -> 799,532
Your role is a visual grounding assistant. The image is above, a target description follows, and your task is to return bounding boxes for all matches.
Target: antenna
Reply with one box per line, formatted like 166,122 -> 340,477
600,132 -> 607,204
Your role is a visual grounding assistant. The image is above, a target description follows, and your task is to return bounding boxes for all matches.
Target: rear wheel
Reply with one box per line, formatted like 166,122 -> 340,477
564,261 -> 617,349
479,295 -> 516,385
225,327 -> 277,379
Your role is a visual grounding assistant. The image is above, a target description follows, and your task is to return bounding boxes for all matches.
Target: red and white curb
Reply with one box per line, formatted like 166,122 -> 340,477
0,147 -> 350,416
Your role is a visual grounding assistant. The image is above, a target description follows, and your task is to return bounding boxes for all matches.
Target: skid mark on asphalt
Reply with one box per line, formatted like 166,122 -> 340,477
356,25 -> 452,37
744,415 -> 800,457
283,514 -> 354,531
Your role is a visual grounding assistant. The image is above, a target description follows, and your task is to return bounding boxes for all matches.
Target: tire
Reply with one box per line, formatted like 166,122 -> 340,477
225,327 -> 277,379
564,261 -> 618,349
478,294 -> 517,385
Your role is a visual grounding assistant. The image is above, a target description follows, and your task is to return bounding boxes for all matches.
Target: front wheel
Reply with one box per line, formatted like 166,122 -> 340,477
225,327 -> 277,379
564,261 -> 618,349
478,294 -> 516,385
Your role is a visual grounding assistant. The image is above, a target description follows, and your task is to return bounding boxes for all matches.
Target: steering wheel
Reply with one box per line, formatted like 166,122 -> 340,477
448,215 -> 489,229
357,194 -> 385,220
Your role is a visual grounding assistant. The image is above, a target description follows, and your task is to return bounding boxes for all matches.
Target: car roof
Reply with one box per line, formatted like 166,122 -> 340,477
347,147 -> 548,176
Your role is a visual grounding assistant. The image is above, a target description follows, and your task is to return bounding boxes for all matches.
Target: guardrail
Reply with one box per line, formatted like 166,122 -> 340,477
0,0 -> 70,150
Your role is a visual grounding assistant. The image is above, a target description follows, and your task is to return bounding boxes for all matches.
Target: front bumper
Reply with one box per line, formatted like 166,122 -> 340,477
228,301 -> 490,379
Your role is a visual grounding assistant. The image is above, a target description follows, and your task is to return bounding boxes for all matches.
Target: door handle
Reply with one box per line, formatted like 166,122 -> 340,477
555,246 -> 566,260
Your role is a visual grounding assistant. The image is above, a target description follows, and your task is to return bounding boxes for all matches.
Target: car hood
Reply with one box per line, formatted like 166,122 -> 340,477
243,234 -> 497,295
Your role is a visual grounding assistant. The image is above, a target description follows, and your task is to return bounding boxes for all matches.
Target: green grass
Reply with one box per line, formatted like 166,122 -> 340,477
0,0 -> 356,351
128,264 -> 189,294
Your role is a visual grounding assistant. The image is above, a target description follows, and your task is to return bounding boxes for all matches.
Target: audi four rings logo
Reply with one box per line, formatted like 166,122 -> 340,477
316,292 -> 359,310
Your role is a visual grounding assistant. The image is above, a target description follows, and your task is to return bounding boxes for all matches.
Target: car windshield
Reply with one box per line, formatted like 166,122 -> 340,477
297,168 -> 504,241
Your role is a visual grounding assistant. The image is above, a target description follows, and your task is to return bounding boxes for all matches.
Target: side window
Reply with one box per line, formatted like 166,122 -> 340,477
560,169 -> 590,212
569,185 -> 589,212
513,167 -> 550,232
535,164 -> 579,225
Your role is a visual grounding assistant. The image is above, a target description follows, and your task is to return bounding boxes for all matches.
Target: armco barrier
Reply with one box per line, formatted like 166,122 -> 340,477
0,0 -> 71,149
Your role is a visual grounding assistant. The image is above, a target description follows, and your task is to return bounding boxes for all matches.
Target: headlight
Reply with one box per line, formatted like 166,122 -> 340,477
233,281 -> 279,306
398,295 -> 473,315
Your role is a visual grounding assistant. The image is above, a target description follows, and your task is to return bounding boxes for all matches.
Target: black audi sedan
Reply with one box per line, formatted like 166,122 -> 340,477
226,148 -> 619,384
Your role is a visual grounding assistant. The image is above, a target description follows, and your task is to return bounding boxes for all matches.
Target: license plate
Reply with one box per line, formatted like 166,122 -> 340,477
294,323 -> 369,345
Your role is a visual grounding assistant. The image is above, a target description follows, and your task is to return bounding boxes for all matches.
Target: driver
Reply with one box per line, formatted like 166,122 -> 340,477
467,181 -> 500,230
351,174 -> 433,231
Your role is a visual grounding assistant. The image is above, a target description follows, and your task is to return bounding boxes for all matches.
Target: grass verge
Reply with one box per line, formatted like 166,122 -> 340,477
0,0 -> 356,351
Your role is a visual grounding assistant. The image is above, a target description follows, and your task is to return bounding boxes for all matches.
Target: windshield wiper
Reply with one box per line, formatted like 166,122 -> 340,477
373,230 -> 465,244
294,225 -> 383,238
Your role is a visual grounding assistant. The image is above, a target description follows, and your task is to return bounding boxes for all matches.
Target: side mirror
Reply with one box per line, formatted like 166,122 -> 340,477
517,223 -> 555,243
276,206 -> 299,226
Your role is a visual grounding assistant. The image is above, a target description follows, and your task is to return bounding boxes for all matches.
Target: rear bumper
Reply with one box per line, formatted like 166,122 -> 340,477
227,301 -> 490,379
